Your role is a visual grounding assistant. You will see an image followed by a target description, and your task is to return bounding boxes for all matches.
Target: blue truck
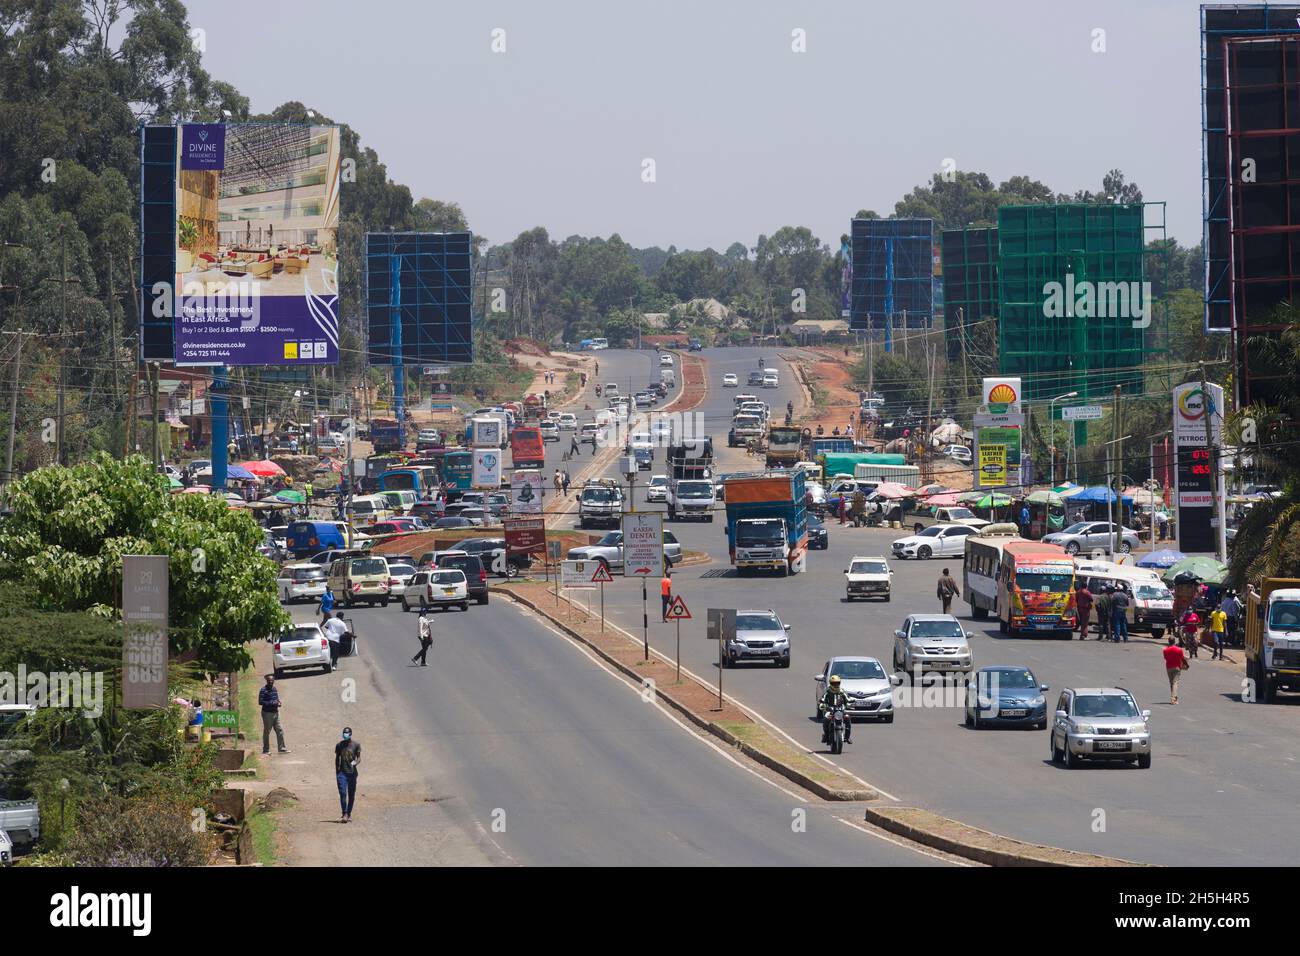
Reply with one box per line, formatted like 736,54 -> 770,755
722,471 -> 808,576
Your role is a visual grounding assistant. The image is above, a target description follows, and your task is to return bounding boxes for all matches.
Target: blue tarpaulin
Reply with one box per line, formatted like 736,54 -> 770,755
1069,486 -> 1132,504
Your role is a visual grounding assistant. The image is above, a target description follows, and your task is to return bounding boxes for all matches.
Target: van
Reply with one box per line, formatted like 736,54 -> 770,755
288,520 -> 349,558
762,368 -> 779,388
327,554 -> 393,607
349,494 -> 394,523
378,489 -> 417,514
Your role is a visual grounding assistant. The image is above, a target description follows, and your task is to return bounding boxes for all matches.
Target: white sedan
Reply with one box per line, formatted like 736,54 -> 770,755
557,413 -> 578,430
273,623 -> 332,677
401,568 -> 470,612
890,524 -> 978,560
277,563 -> 327,604
646,475 -> 670,502
722,373 -> 738,387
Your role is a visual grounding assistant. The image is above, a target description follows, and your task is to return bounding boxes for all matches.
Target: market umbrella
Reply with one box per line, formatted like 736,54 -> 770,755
1136,548 -> 1185,569
195,464 -> 256,482
872,481 -> 916,499
959,491 -> 1013,508
167,475 -> 183,489
1026,490 -> 1063,506
273,489 -> 305,504
182,485 -> 211,494
922,491 -> 964,507
1162,556 -> 1229,586
1123,486 -> 1163,508
240,459 -> 286,478
917,483 -> 949,495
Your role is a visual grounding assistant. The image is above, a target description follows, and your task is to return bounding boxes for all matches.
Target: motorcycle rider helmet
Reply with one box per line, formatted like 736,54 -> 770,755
829,675 -> 841,687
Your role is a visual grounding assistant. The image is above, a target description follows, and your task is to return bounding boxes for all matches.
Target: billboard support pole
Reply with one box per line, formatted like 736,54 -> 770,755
211,366 -> 228,492
389,253 -> 405,431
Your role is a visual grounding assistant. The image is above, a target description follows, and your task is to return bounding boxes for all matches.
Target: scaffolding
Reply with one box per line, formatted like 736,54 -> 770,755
940,227 -> 999,380
364,231 -> 475,368
996,202 -> 1169,404
849,218 -> 934,349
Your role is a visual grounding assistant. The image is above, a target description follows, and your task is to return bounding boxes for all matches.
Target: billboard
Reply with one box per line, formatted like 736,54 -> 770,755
472,448 -> 502,489
365,232 -> 474,365
503,517 -> 546,556
621,513 -> 664,578
1173,381 -> 1224,554
122,556 -> 170,710
849,218 -> 935,332
510,470 -> 543,514
172,124 -> 341,366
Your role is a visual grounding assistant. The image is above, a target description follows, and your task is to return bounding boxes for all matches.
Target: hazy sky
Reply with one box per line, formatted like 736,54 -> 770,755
198,0 -> 1211,250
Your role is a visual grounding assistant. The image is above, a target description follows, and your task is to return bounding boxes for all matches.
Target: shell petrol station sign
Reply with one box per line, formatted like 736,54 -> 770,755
974,378 -> 1023,489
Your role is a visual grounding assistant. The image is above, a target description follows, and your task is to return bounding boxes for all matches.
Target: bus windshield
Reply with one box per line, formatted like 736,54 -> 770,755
1014,570 -> 1073,592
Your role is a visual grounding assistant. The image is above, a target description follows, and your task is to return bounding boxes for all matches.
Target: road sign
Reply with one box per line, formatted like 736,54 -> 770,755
1061,404 -> 1104,421
560,560 -> 598,589
590,563 -> 613,583
621,512 -> 664,578
664,595 -> 691,620
547,540 -> 564,560
423,366 -> 451,376
503,517 -> 546,556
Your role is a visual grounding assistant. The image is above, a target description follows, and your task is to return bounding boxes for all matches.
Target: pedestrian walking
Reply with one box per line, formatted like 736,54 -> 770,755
1075,584 -> 1093,639
412,609 -> 433,666
1154,509 -> 1169,541
1179,608 -> 1201,658
258,674 -> 289,755
1209,604 -> 1227,660
318,586 -> 335,625
1163,635 -> 1188,704
335,727 -> 361,823
553,469 -> 563,494
323,611 -> 348,668
305,481 -> 314,504
570,435 -> 581,457
1095,588 -> 1113,641
660,571 -> 672,622
1111,586 -> 1131,642
937,568 -> 960,614
1019,505 -> 1032,538
562,470 -> 571,495
1221,590 -> 1241,647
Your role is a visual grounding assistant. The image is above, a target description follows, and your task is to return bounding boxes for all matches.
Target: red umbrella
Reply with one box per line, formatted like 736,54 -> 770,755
240,459 -> 286,478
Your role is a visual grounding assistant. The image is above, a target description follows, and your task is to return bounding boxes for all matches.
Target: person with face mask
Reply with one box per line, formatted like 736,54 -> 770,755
335,727 -> 362,823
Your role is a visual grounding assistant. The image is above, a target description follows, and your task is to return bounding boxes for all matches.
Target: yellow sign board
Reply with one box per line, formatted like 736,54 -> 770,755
978,443 -> 1007,487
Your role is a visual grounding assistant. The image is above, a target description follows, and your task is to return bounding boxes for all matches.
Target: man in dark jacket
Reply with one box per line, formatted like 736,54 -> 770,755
937,569 -> 960,614
1075,585 -> 1094,640
1095,588 -> 1113,641
334,727 -> 361,823
258,674 -> 289,755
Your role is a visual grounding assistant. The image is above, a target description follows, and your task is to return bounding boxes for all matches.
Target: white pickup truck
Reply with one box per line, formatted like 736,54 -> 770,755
667,478 -> 716,522
0,705 -> 40,861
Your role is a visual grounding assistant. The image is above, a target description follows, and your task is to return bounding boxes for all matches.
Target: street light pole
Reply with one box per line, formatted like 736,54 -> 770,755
1048,391 -> 1078,487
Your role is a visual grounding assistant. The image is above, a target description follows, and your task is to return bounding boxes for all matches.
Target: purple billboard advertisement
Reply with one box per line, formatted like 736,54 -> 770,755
173,124 -> 341,366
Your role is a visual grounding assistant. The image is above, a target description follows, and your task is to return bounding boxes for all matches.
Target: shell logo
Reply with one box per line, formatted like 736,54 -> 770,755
988,383 -> 1018,404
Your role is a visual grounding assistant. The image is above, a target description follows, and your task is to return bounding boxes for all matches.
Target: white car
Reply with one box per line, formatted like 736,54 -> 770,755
944,444 -> 973,464
890,523 -> 978,559
387,562 -> 418,590
273,623 -> 333,677
557,413 -> 578,430
628,432 -> 655,454
539,421 -> 560,442
814,656 -> 896,723
660,353 -> 674,367
844,555 -> 892,601
277,563 -> 328,604
646,475 -> 670,502
722,373 -> 738,387
650,419 -> 673,444
401,568 -> 470,611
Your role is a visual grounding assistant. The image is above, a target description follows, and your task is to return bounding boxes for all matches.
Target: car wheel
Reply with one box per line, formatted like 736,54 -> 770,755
382,598 -> 390,608
964,708 -> 974,728
323,662 -> 332,674
1051,732 -> 1063,764
1137,752 -> 1151,769
1119,541 -> 1132,554
1065,541 -> 1080,555
460,602 -> 469,611
1063,739 -> 1078,768
917,546 -> 932,559
477,594 -> 489,606
402,599 -> 409,612
505,564 -> 519,579
778,657 -> 790,669
999,617 -> 1008,634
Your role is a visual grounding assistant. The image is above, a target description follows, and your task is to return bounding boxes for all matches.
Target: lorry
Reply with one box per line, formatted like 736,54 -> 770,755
578,478 -> 624,529
509,426 -> 546,471
765,424 -> 804,469
728,413 -> 765,447
0,704 -> 40,861
723,471 -> 808,576
1245,578 -> 1300,704
369,417 -> 403,453
853,461 -> 921,488
665,438 -> 715,520
907,504 -> 991,535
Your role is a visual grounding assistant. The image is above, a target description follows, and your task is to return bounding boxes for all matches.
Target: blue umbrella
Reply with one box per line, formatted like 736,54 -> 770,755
226,464 -> 256,481
1136,548 -> 1185,569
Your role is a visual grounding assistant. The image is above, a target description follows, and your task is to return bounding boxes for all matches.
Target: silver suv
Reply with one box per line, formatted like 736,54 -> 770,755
578,480 -> 624,529
721,609 -> 791,668
1049,687 -> 1152,769
567,530 -> 681,571
892,614 -> 972,680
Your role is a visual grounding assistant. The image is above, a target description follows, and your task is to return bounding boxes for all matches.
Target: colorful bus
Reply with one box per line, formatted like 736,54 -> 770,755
441,450 -> 474,494
997,540 -> 1076,636
962,524 -> 1022,620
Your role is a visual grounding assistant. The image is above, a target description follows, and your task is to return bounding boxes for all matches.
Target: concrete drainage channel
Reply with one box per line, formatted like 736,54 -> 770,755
491,582 -> 1151,868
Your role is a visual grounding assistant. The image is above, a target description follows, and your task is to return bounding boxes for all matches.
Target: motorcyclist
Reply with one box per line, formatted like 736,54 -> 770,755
821,674 -> 851,744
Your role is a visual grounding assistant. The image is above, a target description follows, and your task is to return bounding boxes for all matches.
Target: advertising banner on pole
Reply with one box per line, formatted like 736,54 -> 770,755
973,418 -> 1022,489
1173,382 -> 1224,553
472,449 -> 502,489
122,555 -> 170,710
503,517 -> 546,556
173,123 -> 341,366
510,470 -> 543,514
621,513 -> 664,578
560,560 -> 599,590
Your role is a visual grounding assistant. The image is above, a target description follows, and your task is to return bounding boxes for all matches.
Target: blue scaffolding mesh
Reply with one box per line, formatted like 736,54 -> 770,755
849,218 -> 934,334
364,232 -> 474,365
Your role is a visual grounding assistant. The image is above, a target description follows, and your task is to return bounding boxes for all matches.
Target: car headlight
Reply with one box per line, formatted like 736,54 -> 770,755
1130,724 -> 1148,735
1074,723 -> 1096,734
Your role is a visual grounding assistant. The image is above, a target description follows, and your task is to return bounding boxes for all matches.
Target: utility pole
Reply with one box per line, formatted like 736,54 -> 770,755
958,306 -> 969,397
5,330 -> 25,495
58,228 -> 66,465
106,249 -> 121,422
150,362 -> 161,470
1200,361 -> 1227,561
1110,385 -> 1121,557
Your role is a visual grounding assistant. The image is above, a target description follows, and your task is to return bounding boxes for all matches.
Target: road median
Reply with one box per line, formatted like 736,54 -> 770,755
493,579 -> 876,801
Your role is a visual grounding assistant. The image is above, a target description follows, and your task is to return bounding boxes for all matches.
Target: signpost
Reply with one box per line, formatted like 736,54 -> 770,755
706,608 -> 736,711
622,512 -> 664,660
591,560 -> 613,632
664,595 -> 691,683
1061,404 -> 1104,421
122,555 -> 170,710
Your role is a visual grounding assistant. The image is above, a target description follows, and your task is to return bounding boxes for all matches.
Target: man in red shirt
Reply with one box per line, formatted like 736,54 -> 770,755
1075,585 -> 1093,640
1162,634 -> 1187,704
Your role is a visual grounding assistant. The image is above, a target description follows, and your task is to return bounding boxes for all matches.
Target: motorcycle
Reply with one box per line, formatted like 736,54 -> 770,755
824,706 -> 848,754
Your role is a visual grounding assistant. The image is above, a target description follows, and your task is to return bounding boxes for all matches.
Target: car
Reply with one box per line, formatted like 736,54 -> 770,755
944,444 -> 973,464
433,516 -> 476,530
386,562 -> 418,589
416,548 -> 468,569
660,353 -> 674,367
722,373 -> 738,387
649,419 -> 673,444
557,413 -> 578,430
455,507 -> 492,526
1049,687 -> 1152,768
890,523 -> 978,559
580,422 -> 604,445
646,475 -> 670,502
539,421 -> 560,442
1042,521 -> 1141,555
634,391 -> 655,408
892,614 -> 973,680
634,447 -> 654,470
720,609 -> 791,668
814,657 -> 897,722
689,339 -> 702,351
806,514 -> 829,549
964,666 -> 1050,730
307,548 -> 366,566
272,622 -> 333,677
430,552 -> 489,605
628,432 -> 655,454
327,554 -> 391,607
316,435 -> 344,453
410,501 -> 444,522
844,555 -> 891,601
277,562 -> 328,604
454,537 -> 531,577
401,569 -> 470,612
566,529 -> 682,570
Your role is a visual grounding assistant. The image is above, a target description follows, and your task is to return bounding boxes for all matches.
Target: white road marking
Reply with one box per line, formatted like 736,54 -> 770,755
835,816 -> 970,866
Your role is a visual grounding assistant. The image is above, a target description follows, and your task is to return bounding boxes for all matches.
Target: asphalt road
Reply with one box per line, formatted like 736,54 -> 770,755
315,594 -> 943,866
565,347 -> 1300,867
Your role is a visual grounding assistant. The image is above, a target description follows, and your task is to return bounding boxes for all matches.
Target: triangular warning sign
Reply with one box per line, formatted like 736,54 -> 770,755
664,595 -> 691,620
590,563 -> 614,583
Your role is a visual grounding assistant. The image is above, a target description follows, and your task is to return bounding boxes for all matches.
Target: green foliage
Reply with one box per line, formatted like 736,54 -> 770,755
850,352 -> 929,408
65,793 -> 219,866
0,454 -> 289,672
